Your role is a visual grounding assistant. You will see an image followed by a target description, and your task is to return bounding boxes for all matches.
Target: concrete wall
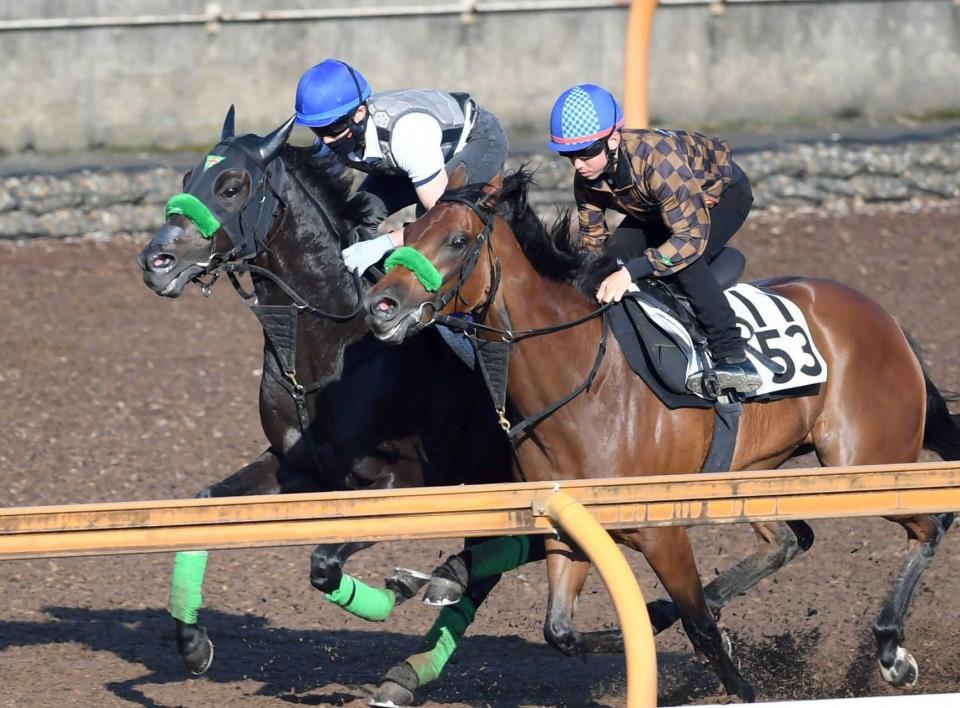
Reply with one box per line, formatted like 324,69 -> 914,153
1,0 -> 958,153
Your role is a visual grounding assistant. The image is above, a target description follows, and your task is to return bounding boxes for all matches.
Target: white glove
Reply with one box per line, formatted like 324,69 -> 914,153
342,233 -> 395,274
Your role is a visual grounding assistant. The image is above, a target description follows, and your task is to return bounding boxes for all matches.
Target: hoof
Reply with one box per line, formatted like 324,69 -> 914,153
385,567 -> 432,604
369,680 -> 415,707
879,646 -> 919,687
179,626 -> 214,675
736,681 -> 756,703
422,576 -> 463,607
371,662 -> 419,707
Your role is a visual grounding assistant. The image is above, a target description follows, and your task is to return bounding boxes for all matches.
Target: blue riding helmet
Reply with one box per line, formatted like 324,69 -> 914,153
294,59 -> 372,128
548,84 -> 624,153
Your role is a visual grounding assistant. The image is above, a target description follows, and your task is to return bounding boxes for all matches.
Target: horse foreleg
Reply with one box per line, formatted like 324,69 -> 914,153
873,512 -> 954,687
196,447 -> 284,497
619,526 -> 756,702
169,449 -> 285,675
542,536 -> 592,656
310,541 -> 404,622
171,548 -> 214,675
371,574 -> 501,707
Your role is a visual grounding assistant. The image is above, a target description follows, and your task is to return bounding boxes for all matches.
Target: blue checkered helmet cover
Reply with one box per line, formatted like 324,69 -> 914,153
295,59 -> 372,128
548,84 -> 624,153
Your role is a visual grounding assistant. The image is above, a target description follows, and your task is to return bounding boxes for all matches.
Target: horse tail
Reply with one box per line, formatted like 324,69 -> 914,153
923,373 -> 960,459
906,332 -> 960,459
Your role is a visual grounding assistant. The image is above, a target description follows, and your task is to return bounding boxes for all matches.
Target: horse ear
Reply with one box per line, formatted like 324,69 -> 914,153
257,114 -> 296,164
446,162 -> 469,192
476,170 -> 504,212
221,104 -> 236,141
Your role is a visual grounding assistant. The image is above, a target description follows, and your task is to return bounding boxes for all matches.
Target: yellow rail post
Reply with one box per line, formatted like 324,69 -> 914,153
623,0 -> 659,128
547,490 -> 657,708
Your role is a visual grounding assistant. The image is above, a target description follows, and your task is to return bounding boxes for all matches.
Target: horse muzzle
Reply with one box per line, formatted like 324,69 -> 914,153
138,223 -> 213,297
364,292 -> 432,344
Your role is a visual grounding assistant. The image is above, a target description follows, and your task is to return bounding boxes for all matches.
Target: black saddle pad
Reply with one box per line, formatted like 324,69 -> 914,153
606,296 -> 713,410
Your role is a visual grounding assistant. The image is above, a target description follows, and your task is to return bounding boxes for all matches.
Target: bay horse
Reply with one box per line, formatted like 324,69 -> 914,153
137,110 -> 513,692
364,168 -> 960,701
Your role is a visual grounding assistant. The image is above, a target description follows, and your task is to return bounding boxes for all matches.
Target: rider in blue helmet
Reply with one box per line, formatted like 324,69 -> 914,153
294,59 -> 509,275
549,83 -> 761,394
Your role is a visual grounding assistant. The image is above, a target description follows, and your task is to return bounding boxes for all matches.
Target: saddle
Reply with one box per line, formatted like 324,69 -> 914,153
606,248 -> 746,409
607,247 -> 826,409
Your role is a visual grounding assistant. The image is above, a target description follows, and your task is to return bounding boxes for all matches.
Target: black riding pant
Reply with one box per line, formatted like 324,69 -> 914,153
605,162 -> 753,360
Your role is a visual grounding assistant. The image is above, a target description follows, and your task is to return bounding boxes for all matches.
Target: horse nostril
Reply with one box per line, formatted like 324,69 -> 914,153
373,296 -> 399,320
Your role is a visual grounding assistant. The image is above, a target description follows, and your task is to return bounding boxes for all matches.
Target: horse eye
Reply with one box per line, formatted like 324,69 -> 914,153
222,186 -> 240,199
450,235 -> 469,250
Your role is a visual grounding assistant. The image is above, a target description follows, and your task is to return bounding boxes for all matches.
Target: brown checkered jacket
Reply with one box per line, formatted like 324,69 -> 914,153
575,129 -> 735,276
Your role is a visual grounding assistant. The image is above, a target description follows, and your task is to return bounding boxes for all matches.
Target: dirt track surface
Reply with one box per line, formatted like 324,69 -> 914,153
1,201 -> 960,707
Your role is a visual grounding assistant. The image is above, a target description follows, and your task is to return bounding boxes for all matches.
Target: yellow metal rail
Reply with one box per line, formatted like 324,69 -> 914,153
548,491 -> 657,708
1,462 -> 959,560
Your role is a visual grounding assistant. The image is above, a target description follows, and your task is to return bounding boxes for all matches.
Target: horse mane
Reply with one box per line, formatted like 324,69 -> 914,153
278,145 -> 377,245
444,166 -> 584,284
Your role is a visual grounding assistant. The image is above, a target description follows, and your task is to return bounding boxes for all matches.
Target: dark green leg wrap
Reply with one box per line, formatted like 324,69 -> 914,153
464,535 -> 538,582
324,573 -> 396,622
407,595 -> 477,686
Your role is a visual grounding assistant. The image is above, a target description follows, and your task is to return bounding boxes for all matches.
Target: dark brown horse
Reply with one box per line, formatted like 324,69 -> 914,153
364,169 -> 960,700
137,111 -> 512,687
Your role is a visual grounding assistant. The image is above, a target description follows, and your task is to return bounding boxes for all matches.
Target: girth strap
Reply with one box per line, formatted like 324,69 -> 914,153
702,400 -> 743,473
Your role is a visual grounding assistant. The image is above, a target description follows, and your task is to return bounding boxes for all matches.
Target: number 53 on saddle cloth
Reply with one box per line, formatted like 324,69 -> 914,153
609,282 -> 829,408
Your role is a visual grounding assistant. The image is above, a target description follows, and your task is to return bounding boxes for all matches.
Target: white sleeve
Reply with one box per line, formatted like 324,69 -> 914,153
389,112 -> 446,186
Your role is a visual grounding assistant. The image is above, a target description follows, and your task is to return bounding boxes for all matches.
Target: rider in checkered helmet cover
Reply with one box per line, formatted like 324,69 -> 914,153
549,83 -> 761,393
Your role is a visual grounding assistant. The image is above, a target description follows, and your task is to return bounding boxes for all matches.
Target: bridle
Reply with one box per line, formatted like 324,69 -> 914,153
186,143 -> 364,322
424,194 -> 611,344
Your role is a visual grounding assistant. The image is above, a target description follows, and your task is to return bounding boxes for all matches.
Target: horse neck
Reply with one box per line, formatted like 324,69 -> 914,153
481,221 -> 607,409
249,165 -> 368,377
251,166 -> 363,325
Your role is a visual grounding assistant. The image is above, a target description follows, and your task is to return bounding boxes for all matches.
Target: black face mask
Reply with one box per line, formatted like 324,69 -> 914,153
326,113 -> 369,164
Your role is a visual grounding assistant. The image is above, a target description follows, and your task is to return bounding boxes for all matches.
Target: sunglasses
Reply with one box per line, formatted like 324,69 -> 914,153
312,114 -> 354,139
563,138 -> 607,162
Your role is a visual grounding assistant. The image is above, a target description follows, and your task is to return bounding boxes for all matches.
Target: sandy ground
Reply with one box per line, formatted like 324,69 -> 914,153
1,200 -> 959,706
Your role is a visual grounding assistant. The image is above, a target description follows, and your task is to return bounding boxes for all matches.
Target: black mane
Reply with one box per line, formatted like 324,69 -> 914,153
279,145 -> 379,245
444,167 -> 584,284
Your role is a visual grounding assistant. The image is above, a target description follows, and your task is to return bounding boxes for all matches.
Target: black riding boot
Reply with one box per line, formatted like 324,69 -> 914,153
671,257 -> 761,394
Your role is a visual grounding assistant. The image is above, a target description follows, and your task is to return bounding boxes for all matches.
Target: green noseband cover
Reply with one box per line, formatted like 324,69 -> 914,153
165,193 -> 222,239
384,246 -> 442,293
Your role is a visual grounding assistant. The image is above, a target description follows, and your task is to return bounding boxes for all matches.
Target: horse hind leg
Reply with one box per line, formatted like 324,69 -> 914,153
618,526 -> 755,702
811,363 -> 954,688
873,512 -> 954,687
702,520 -> 814,615
627,516 -> 814,641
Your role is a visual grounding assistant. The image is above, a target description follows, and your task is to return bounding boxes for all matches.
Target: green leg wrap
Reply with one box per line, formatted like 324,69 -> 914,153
407,595 -> 477,687
168,550 -> 209,624
324,573 -> 396,622
465,535 -> 533,582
